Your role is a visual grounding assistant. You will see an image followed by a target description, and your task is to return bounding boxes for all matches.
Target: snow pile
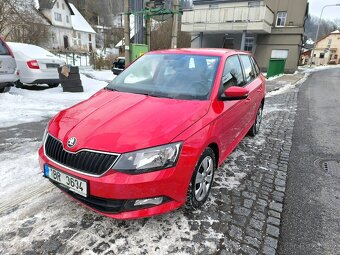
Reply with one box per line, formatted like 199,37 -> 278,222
265,73 -> 284,81
81,69 -> 115,82
0,74 -> 108,128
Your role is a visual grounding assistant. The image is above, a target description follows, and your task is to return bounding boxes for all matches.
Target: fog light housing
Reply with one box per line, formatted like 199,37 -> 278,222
134,197 -> 163,206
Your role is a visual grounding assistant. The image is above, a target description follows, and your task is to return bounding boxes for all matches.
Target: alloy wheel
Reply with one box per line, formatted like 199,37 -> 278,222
194,156 -> 214,201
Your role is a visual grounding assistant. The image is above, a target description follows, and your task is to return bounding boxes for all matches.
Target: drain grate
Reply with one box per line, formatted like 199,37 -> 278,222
315,159 -> 340,178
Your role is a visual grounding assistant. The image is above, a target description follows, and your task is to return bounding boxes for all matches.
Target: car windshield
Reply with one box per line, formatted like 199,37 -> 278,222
107,54 -> 220,100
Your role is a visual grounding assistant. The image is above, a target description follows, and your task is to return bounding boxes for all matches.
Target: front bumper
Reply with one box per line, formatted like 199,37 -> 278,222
38,146 -> 195,219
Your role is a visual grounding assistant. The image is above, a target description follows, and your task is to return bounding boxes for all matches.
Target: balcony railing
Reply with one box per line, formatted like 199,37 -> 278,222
181,4 -> 274,33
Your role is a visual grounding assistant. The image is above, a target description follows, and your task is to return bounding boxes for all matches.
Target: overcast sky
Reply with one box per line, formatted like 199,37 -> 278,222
308,0 -> 340,20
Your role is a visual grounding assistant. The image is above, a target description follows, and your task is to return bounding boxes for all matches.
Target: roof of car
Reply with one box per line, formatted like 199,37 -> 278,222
148,48 -> 244,56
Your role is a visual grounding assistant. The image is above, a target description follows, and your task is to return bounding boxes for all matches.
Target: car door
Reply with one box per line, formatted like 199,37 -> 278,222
215,54 -> 248,158
238,54 -> 262,128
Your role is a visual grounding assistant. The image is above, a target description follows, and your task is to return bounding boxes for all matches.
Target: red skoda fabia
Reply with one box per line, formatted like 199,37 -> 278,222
39,49 -> 265,219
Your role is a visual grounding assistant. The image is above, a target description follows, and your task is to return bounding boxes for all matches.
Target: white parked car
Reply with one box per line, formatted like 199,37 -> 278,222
7,42 -> 65,88
0,37 -> 18,93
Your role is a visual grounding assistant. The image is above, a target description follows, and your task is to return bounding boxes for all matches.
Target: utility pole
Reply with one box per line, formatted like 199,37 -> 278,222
124,0 -> 130,65
171,0 -> 180,48
146,17 -> 151,50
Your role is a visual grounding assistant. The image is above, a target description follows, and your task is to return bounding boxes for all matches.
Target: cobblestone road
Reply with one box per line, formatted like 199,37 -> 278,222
0,83 -> 299,254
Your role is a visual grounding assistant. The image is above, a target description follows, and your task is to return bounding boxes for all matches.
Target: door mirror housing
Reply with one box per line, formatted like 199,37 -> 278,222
221,86 -> 249,101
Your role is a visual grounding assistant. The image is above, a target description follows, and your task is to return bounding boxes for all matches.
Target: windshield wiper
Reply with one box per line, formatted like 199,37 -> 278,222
105,87 -> 117,91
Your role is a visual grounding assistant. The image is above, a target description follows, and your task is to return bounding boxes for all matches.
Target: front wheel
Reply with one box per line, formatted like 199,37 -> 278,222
249,104 -> 263,137
186,147 -> 216,209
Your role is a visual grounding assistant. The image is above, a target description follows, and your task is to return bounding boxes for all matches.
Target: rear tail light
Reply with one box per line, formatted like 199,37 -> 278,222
27,60 -> 40,69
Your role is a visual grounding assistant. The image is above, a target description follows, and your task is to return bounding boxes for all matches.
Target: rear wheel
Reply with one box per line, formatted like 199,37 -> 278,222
186,147 -> 216,209
15,81 -> 23,88
249,104 -> 263,137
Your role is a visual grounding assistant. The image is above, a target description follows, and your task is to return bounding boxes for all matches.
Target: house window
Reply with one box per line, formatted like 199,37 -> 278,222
244,37 -> 254,52
54,12 -> 62,22
89,34 -> 92,42
276,11 -> 287,27
56,2 -> 59,8
62,3 -> 65,10
320,53 -> 325,59
66,15 -> 69,23
328,39 -> 332,47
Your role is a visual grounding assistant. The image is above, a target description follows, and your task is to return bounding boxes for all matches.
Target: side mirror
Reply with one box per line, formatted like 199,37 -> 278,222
222,86 -> 249,101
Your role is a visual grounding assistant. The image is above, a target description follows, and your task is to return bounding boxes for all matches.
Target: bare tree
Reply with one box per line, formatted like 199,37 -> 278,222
305,15 -> 338,41
0,0 -> 51,45
151,19 -> 191,50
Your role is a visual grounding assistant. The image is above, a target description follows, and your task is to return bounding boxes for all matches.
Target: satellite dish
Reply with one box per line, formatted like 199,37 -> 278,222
147,0 -> 173,22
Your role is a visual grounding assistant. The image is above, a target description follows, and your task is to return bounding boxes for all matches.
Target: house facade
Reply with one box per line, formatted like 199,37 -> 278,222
36,0 -> 96,52
312,30 -> 340,65
181,0 -> 308,74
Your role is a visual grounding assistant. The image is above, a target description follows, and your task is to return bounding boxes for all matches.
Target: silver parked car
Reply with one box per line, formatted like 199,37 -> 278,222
7,42 -> 65,88
0,37 -> 18,93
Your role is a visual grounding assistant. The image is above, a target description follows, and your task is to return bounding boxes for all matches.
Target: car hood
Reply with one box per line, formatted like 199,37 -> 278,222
49,90 -> 210,153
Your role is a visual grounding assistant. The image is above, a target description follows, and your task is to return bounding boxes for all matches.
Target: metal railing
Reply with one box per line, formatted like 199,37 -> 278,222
182,4 -> 274,26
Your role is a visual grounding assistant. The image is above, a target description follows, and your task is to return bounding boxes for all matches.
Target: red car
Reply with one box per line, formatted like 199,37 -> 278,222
39,49 -> 265,219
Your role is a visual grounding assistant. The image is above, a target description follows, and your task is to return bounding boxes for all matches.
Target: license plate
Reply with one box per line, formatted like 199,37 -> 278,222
45,165 -> 88,197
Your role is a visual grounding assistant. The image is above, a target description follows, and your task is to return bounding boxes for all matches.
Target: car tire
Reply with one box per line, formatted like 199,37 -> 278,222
249,103 -> 263,137
48,83 -> 60,88
15,81 -> 23,88
185,147 -> 216,209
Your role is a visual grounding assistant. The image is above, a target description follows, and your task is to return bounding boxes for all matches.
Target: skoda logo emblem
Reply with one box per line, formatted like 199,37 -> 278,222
67,137 -> 77,148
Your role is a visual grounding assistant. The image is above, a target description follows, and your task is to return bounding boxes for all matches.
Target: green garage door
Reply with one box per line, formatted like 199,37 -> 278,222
267,58 -> 286,78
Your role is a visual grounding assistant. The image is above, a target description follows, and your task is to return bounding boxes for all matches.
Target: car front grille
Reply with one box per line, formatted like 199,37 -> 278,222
44,135 -> 119,176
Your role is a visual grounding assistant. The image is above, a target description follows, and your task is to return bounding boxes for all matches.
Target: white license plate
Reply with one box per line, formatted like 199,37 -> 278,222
46,166 -> 88,197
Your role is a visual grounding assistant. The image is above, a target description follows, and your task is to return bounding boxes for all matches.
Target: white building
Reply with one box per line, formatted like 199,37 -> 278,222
36,0 -> 96,52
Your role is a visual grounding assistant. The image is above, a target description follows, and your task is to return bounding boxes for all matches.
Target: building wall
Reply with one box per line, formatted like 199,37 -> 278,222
255,34 -> 301,73
313,32 -> 340,65
265,0 -> 307,27
50,26 -> 74,50
259,0 -> 307,72
77,32 -> 96,51
191,33 -> 243,49
184,0 -> 307,73
48,0 -> 73,29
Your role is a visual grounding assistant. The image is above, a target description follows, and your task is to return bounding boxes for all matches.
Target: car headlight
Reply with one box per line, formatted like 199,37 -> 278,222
113,142 -> 182,174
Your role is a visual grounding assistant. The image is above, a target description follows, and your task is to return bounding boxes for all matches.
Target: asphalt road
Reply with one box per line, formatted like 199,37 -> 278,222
278,68 -> 340,254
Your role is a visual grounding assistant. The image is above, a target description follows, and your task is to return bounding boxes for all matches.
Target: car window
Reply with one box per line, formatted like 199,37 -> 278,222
108,54 -> 220,100
239,54 -> 256,84
0,40 -> 10,55
250,56 -> 260,77
221,55 -> 244,88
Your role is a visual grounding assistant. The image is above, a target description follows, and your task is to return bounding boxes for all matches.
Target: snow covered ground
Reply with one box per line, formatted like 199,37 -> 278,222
80,69 -> 115,83
0,73 -> 110,128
